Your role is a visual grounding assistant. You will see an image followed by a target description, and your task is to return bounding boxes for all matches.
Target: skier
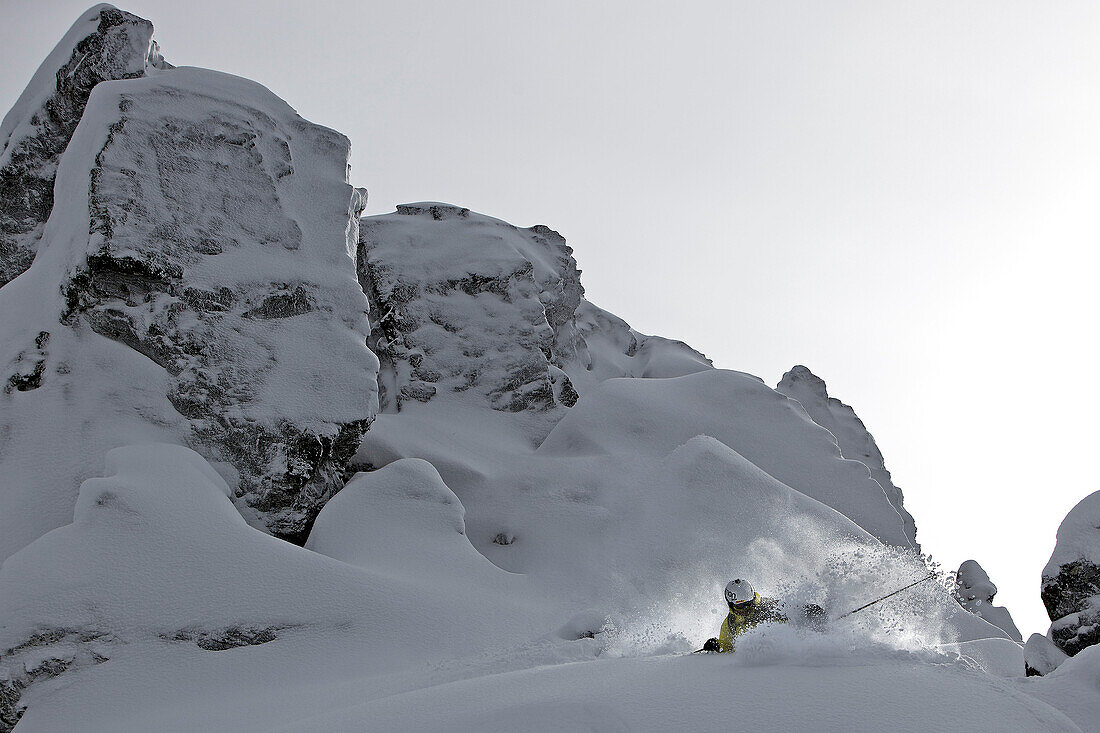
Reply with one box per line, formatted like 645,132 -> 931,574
701,579 -> 825,653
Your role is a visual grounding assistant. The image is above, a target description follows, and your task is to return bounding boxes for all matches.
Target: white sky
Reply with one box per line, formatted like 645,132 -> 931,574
3,0 -> 1098,637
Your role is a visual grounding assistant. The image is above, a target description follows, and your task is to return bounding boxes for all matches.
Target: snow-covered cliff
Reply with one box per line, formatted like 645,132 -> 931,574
778,364 -> 917,547
0,25 -> 376,556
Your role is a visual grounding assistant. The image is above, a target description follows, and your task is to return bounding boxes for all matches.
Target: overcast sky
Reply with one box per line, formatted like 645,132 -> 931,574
3,0 -> 1098,635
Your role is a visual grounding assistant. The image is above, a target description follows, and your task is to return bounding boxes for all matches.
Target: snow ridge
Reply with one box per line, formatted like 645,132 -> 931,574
778,364 -> 918,548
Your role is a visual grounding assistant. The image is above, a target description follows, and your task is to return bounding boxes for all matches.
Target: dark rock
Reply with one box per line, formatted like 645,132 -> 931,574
1041,490 -> 1100,655
171,625 -> 283,651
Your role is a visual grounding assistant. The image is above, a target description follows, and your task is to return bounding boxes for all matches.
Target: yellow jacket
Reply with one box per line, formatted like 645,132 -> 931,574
716,593 -> 787,652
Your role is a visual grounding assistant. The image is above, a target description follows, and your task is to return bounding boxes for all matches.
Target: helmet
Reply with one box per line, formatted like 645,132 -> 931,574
724,579 -> 756,608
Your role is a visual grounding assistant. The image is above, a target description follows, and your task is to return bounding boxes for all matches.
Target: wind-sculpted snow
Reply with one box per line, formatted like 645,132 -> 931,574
538,369 -> 914,546
357,404 -> 1007,651
5,6 -> 1100,731
357,203 -> 710,431
0,4 -> 167,289
0,445 -> 543,730
1042,490 -> 1100,656
778,364 -> 917,547
0,64 -> 376,554
954,559 -> 1022,642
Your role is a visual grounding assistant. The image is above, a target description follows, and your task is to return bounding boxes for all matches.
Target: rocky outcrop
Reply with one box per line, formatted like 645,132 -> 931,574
0,4 -> 168,289
359,204 -> 570,415
953,560 -> 1022,641
1042,490 -> 1100,656
777,365 -> 917,548
357,203 -> 711,427
0,40 -> 376,554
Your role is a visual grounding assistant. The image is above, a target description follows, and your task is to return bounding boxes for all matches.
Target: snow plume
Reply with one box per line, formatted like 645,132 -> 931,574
604,534 -> 1004,662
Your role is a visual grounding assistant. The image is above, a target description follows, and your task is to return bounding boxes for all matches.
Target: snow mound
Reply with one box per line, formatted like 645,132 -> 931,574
1026,633 -> 1070,677
307,458 -> 505,586
538,369 -> 913,546
270,651 -> 1077,733
778,364 -> 917,546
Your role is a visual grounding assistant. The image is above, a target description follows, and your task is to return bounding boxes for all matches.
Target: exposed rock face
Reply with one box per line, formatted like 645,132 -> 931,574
0,60 -> 376,554
777,365 -> 917,548
1042,490 -> 1100,656
358,203 -> 711,426
953,560 -> 1022,641
0,4 -> 168,289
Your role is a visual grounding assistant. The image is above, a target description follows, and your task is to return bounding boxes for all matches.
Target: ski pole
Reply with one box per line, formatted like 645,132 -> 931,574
837,572 -> 937,619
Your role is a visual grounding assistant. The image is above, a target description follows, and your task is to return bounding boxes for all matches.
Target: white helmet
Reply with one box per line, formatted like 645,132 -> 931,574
724,579 -> 756,608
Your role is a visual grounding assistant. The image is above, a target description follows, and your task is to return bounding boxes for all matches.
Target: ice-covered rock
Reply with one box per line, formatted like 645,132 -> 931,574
953,560 -> 1022,641
1025,633 -> 1070,677
357,203 -> 709,432
0,4 -> 168,289
0,53 -> 376,556
1042,490 -> 1100,656
777,365 -> 917,547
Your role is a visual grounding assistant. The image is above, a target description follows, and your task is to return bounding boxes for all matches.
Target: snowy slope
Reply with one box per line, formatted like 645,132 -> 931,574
778,364 -> 917,547
539,369 -> 914,547
0,438 -> 1038,732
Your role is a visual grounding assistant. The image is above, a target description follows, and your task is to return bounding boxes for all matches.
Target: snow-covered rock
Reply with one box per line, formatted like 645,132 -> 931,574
1025,633 -> 1070,677
357,203 -> 709,433
0,444 -> 537,730
0,57 -> 376,556
777,365 -> 917,547
1042,490 -> 1100,656
953,560 -> 1022,642
0,4 -> 168,289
